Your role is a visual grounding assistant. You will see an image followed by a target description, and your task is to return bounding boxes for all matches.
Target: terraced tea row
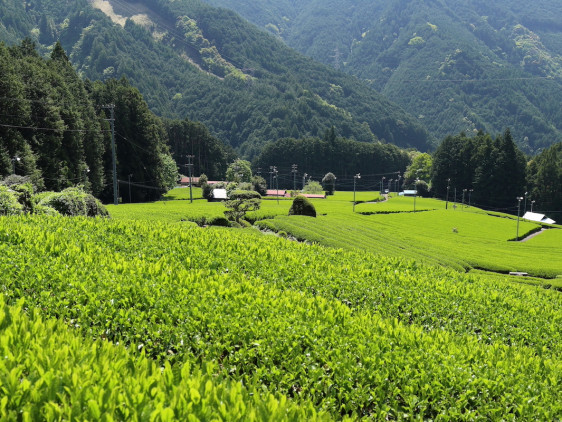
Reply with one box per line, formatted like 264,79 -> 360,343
1,216 -> 561,418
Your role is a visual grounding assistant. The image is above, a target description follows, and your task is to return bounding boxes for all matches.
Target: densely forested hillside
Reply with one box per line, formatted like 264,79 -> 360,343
0,40 -> 233,203
0,0 -> 432,158
203,0 -> 562,154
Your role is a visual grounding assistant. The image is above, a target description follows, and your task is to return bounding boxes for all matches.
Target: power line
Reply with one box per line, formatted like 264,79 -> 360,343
0,122 -> 109,133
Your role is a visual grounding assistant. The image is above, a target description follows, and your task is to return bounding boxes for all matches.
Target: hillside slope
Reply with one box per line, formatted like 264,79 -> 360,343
0,0 -> 431,157
203,0 -> 562,154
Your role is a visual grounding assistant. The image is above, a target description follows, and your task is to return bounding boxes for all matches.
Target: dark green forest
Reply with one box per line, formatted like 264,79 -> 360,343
254,128 -> 411,191
0,0 -> 431,158
204,0 -> 562,155
431,130 -> 561,217
0,40 -> 231,203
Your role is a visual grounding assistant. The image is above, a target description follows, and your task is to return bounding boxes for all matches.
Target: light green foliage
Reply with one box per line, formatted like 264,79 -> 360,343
38,187 -> 109,217
259,194 -> 562,278
226,159 -> 253,183
1,215 -> 562,418
0,186 -> 22,215
0,297 -> 324,420
303,180 -> 323,194
408,36 -> 425,46
404,152 -> 432,184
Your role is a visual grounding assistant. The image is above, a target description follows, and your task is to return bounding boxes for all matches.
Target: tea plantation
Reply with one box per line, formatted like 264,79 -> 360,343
1,190 -> 561,420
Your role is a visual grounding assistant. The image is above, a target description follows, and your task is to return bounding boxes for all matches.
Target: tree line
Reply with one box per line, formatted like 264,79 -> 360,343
430,130 -> 560,217
0,40 -> 232,203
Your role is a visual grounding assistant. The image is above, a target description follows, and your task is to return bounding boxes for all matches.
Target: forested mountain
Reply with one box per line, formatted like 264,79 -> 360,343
0,0 -> 432,158
202,0 -> 562,154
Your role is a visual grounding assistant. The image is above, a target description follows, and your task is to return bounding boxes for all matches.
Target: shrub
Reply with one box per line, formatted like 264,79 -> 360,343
0,186 -> 23,215
224,190 -> 261,223
415,180 -> 429,197
303,180 -> 323,194
289,195 -> 316,217
207,216 -> 230,227
38,187 -> 109,217
34,204 -> 60,216
12,183 -> 35,213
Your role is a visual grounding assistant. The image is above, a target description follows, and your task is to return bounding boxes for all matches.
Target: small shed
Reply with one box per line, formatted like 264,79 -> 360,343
211,188 -> 228,201
401,190 -> 418,197
523,211 -> 556,225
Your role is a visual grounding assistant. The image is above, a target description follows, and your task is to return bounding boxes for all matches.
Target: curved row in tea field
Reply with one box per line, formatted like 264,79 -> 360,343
257,196 -> 562,279
1,216 -> 561,419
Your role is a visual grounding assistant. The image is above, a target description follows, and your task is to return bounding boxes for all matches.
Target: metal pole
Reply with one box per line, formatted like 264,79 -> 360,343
468,189 -> 473,208
128,174 -> 132,203
462,189 -> 466,210
531,200 -> 535,212
523,192 -> 528,215
446,178 -> 450,209
187,155 -> 194,203
353,173 -> 360,212
275,169 -> 279,205
103,104 -> 118,205
516,197 -> 523,241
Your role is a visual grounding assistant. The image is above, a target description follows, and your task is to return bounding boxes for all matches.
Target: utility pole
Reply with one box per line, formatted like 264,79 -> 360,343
516,196 -> 524,241
462,189 -> 467,210
273,167 -> 279,204
128,174 -> 133,203
446,178 -> 450,209
186,155 -> 194,203
454,187 -> 457,210
302,173 -> 308,190
353,173 -> 361,212
102,104 -> 118,205
414,178 -> 419,212
291,164 -> 298,191
11,156 -> 20,174
269,166 -> 274,189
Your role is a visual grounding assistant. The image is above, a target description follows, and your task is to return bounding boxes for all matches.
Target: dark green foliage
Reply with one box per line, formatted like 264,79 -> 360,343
165,118 -> 233,181
0,40 -> 181,203
251,175 -> 267,196
0,0 -> 432,156
289,195 -> 316,217
526,142 -> 562,218
204,0 -> 562,154
255,135 -> 411,190
223,190 -> 261,223
431,130 -> 527,211
206,215 -> 230,227
414,180 -> 429,197
38,187 -> 109,217
322,172 -> 336,195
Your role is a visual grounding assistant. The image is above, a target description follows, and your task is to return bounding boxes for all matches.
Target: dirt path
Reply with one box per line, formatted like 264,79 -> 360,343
520,228 -> 546,242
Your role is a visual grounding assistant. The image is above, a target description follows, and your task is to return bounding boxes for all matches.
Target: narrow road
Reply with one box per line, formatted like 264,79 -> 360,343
520,228 -> 546,242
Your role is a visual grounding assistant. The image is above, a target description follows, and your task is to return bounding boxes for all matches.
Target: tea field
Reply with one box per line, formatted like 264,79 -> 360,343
1,189 -> 561,419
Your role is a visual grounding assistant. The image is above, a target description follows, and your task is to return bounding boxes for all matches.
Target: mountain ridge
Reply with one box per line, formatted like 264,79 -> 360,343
0,0 -> 432,158
202,0 -> 562,154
